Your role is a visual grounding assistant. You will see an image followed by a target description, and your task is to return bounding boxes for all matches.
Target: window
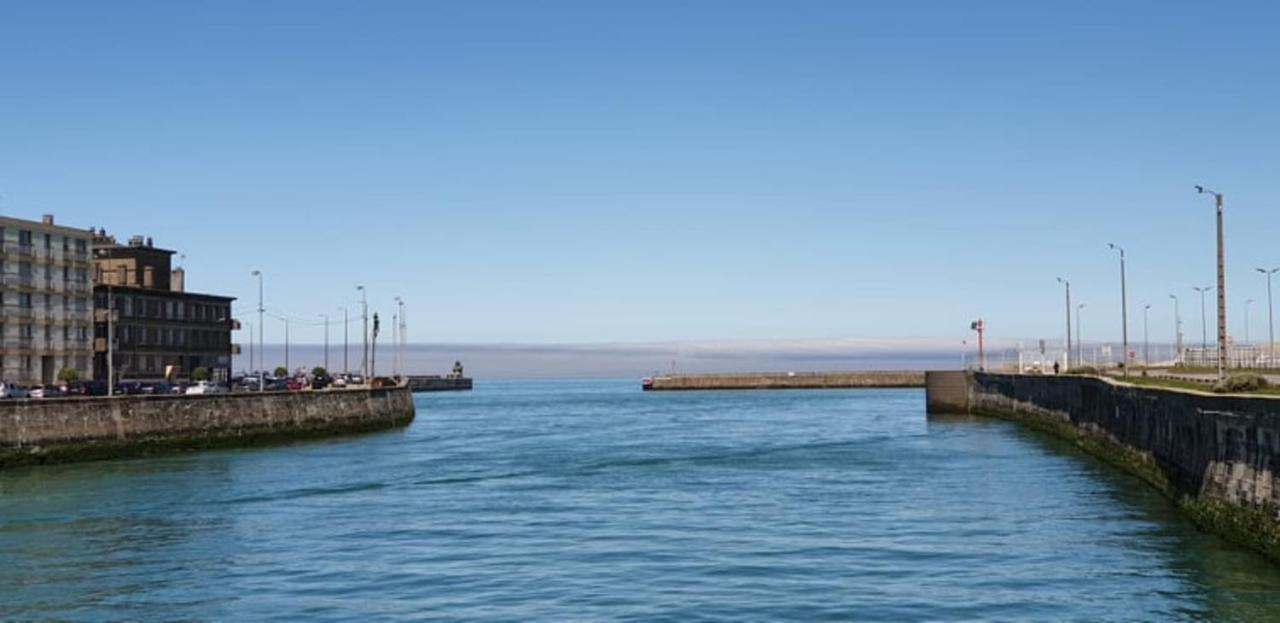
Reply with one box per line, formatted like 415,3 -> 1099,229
18,262 -> 31,278
43,294 -> 51,309
18,230 -> 31,246
75,297 -> 87,312
75,239 -> 87,253
43,233 -> 51,250
18,293 -> 31,309
20,324 -> 32,338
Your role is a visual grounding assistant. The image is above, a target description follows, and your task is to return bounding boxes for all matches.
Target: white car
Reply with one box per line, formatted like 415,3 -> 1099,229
185,381 -> 227,395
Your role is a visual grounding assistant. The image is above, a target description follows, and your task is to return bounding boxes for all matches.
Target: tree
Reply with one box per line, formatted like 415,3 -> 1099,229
311,366 -> 328,378
274,366 -> 289,378
192,366 -> 210,381
56,366 -> 79,383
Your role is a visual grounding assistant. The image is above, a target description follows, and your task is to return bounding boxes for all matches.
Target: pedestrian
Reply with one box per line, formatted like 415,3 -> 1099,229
1053,361 -> 1060,375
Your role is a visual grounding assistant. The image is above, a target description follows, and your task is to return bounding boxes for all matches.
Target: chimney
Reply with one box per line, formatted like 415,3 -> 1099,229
171,267 -> 185,293
42,214 -> 54,225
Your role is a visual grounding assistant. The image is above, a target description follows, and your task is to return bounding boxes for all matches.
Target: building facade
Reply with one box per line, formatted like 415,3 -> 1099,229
0,215 -> 95,384
92,233 -> 238,383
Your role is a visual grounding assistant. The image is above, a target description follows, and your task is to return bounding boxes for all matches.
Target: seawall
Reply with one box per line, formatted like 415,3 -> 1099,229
926,371 -> 1280,563
0,386 -> 415,468
646,371 -> 924,391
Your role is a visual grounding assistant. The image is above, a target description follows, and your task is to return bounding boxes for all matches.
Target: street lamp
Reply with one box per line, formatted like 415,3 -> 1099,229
251,270 -> 264,391
1259,267 -> 1279,369
320,313 -> 330,372
1193,285 -> 1212,365
1143,304 -> 1151,368
357,285 -> 368,380
1244,299 -> 1255,346
1057,277 -> 1072,371
339,305 -> 349,376
1075,303 -> 1086,367
1108,243 -> 1129,376
1195,185 -> 1227,381
1169,294 -> 1183,365
394,296 -> 405,381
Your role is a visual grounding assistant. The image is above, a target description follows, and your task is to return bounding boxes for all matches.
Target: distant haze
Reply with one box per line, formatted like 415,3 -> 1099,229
234,336 -> 1135,379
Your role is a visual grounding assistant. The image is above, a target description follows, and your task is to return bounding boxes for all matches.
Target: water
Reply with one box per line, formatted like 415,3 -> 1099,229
2,380 -> 1280,621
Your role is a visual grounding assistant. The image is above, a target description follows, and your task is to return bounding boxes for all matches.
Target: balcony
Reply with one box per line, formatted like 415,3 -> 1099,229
1,274 -> 35,289
3,306 -> 35,320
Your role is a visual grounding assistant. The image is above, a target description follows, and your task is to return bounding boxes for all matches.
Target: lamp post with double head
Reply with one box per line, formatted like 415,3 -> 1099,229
1193,285 -> 1212,366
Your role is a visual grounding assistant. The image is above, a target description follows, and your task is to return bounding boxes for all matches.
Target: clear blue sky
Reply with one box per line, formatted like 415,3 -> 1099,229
2,1 -> 1278,349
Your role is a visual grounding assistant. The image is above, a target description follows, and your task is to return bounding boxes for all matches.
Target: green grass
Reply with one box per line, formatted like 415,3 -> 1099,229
1118,375 -> 1280,396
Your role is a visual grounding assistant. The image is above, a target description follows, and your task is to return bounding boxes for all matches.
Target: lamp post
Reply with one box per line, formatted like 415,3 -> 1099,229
1076,304 -> 1086,367
1143,304 -> 1151,368
1108,243 -> 1129,376
1259,267 -> 1279,369
1244,299 -> 1254,346
339,305 -> 349,376
284,317 -> 290,374
1169,294 -> 1182,366
320,313 -> 330,372
246,322 -> 253,377
394,296 -> 405,380
1195,185 -> 1227,382
357,285 -> 368,380
1193,286 -> 1212,364
1057,277 -> 1072,371
251,270 -> 264,391
970,319 -> 985,371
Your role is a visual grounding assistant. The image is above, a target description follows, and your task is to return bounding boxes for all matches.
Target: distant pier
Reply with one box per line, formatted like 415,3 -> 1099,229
643,371 -> 924,391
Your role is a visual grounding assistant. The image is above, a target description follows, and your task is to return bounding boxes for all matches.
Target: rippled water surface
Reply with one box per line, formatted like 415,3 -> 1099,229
3,380 -> 1280,621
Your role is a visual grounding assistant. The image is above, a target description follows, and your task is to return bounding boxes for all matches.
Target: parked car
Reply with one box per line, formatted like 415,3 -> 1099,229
311,374 -> 332,390
115,381 -> 145,395
0,383 -> 30,399
30,385 -> 65,399
285,377 -> 304,392
185,381 -> 227,395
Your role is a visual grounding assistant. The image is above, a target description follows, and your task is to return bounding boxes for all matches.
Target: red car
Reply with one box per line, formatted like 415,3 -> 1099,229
286,377 -> 304,391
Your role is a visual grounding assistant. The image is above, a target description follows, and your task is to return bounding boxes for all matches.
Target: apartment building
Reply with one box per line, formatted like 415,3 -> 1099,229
92,232 -> 238,383
0,215 -> 95,384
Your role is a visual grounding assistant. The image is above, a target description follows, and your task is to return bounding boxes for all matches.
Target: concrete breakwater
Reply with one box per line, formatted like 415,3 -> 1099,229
0,386 -> 415,468
925,371 -> 1280,563
645,371 -> 924,391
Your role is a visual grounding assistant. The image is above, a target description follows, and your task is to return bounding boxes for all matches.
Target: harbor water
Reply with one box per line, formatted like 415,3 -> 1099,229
2,380 -> 1280,621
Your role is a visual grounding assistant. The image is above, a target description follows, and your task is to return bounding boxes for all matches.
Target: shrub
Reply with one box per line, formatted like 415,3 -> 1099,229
312,366 -> 328,378
192,366 -> 210,381
56,366 -> 79,383
1069,366 -> 1100,376
1214,373 -> 1270,394
274,366 -> 289,378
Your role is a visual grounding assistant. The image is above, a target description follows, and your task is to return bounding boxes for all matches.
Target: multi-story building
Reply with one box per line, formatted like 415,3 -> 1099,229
92,232 -> 238,383
0,214 -> 95,384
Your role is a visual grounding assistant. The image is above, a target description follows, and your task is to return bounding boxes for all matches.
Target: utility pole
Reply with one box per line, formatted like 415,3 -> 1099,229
391,312 -> 398,378
1194,285 -> 1212,363
394,296 -> 405,380
321,313 -> 330,372
252,270 -> 264,390
1057,278 -> 1072,371
1109,243 -> 1129,376
1169,294 -> 1182,366
1260,268 -> 1279,369
284,318 -> 290,374
1196,185 -> 1227,381
1244,299 -> 1254,347
357,285 -> 368,380
247,322 -> 253,377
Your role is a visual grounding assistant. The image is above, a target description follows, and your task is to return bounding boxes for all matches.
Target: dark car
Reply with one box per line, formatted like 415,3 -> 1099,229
115,381 -> 144,395
311,375 -> 332,390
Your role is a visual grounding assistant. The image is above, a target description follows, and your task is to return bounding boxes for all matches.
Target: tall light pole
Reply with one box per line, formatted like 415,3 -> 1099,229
1169,294 -> 1182,365
357,285 -> 368,380
247,322 -> 253,377
339,305 -> 349,376
1057,277 -> 1072,371
284,317 -> 290,374
1195,185 -> 1227,381
394,296 -> 405,380
320,313 -> 330,372
1193,285 -> 1212,366
1259,268 -> 1279,369
1143,304 -> 1151,368
1075,304 -> 1086,368
1108,243 -> 1129,375
251,270 -> 264,391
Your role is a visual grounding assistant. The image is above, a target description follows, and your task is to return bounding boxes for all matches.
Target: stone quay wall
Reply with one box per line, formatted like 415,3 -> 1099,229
0,386 -> 415,468
931,372 -> 1280,563
647,371 -> 924,391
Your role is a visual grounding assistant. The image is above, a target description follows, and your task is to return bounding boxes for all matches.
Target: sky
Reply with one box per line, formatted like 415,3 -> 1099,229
2,1 -> 1279,372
